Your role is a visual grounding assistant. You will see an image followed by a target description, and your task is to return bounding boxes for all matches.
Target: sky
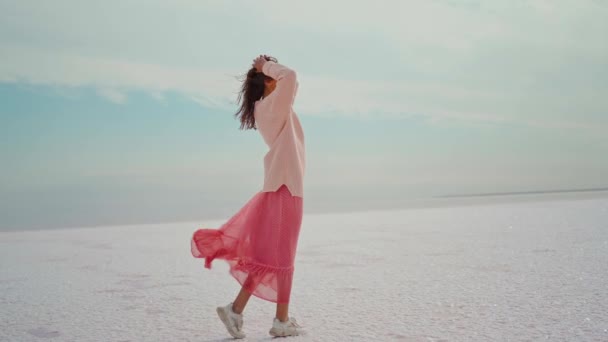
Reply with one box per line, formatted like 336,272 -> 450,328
1,0 -> 607,231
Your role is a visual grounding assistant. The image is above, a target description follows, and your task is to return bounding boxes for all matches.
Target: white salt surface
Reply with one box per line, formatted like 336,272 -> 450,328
1,197 -> 608,341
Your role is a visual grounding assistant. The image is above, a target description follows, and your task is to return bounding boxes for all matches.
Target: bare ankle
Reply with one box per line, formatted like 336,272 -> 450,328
232,303 -> 243,315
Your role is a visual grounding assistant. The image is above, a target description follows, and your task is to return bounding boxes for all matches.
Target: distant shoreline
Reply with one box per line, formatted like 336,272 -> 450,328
438,187 -> 608,198
2,187 -> 607,233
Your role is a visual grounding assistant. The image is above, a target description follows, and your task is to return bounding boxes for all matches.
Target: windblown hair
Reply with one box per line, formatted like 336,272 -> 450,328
234,55 -> 278,130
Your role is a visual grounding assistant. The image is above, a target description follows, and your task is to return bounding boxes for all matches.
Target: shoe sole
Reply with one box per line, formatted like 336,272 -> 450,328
216,307 -> 245,339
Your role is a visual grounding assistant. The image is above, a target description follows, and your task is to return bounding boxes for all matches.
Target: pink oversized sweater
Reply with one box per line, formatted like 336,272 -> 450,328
254,61 -> 306,198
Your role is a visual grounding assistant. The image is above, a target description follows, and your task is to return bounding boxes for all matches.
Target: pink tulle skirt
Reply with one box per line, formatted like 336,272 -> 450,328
191,184 -> 303,303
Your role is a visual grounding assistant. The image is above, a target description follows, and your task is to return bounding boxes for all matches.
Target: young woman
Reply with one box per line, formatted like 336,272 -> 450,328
190,54 -> 306,338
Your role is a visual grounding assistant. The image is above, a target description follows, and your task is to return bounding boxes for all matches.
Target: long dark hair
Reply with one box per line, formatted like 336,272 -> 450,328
234,55 -> 278,130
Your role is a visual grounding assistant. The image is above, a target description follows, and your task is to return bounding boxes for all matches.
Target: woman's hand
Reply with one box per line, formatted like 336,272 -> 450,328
252,54 -> 270,72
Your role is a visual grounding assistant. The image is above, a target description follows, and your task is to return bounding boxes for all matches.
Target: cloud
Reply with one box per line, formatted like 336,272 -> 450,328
0,0 -> 606,133
0,45 -> 239,106
96,88 -> 126,104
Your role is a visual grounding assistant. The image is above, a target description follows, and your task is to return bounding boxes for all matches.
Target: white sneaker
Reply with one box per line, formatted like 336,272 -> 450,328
216,302 -> 245,339
269,317 -> 305,337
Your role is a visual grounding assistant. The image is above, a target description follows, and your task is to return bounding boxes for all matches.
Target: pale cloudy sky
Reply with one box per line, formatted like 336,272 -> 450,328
1,0 -> 607,230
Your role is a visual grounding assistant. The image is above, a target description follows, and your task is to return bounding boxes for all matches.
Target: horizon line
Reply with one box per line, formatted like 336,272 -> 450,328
438,186 -> 608,198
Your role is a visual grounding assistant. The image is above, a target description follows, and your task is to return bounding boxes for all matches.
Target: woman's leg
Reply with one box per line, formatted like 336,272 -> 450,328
275,272 -> 293,321
276,302 -> 289,322
232,276 -> 254,314
232,286 -> 252,314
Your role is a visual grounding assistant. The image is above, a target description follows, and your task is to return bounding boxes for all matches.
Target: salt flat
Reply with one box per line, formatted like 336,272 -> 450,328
1,196 -> 607,341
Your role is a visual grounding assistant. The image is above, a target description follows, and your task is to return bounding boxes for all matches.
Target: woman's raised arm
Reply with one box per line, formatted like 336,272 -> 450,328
262,61 -> 299,117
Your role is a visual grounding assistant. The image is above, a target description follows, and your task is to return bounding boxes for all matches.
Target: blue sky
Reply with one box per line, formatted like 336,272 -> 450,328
1,0 -> 607,230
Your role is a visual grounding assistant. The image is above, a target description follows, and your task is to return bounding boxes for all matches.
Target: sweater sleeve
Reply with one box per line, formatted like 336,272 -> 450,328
262,61 -> 298,118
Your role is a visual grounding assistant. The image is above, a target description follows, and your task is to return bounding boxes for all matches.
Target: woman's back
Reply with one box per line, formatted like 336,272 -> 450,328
254,61 -> 306,198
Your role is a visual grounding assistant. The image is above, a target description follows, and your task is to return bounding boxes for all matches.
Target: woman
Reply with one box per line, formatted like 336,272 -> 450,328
190,54 -> 306,338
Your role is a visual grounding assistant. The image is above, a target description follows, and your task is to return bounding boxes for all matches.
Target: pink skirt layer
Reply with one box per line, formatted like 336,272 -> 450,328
191,184 -> 303,303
